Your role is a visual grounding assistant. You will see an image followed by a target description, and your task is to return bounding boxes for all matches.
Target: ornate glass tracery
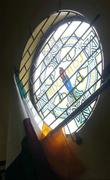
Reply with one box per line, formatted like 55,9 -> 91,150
18,10 -> 103,135
32,19 -> 103,134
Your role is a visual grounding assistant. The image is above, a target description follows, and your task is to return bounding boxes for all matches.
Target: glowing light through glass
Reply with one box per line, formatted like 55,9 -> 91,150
33,20 -> 103,134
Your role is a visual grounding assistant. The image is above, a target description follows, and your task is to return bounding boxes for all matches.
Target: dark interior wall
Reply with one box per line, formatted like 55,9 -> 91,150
0,0 -> 110,178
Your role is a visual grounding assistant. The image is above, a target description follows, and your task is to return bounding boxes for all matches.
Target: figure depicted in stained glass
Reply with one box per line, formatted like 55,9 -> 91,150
59,67 -> 73,95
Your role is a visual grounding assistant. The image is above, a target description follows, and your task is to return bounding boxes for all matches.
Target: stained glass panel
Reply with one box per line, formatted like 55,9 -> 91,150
30,17 -> 103,134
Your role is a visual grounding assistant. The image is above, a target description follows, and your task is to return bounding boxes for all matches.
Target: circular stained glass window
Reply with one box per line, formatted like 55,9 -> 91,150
30,10 -> 103,134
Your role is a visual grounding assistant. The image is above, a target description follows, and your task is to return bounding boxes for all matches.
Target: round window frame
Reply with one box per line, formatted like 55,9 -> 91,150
28,10 -> 104,134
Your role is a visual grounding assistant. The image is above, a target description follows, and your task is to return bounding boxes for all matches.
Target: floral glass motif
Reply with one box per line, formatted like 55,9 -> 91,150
33,20 -> 103,134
